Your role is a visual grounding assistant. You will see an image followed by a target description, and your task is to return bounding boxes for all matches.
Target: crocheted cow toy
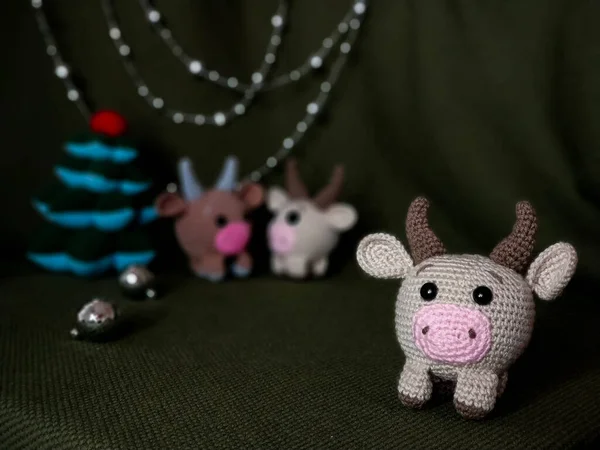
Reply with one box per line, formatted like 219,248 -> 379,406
356,197 -> 577,419
267,159 -> 357,278
155,156 -> 264,281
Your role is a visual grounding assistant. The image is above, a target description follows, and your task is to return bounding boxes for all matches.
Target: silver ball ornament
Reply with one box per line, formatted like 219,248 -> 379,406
70,299 -> 120,342
118,265 -> 157,300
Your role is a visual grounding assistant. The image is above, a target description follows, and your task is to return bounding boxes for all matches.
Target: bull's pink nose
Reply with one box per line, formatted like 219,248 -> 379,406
413,304 -> 492,365
214,222 -> 251,255
268,223 -> 296,254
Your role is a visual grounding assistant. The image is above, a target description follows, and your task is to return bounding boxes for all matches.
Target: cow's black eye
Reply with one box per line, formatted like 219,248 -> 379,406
473,286 -> 493,305
285,210 -> 301,226
420,282 -> 438,301
215,215 -> 228,228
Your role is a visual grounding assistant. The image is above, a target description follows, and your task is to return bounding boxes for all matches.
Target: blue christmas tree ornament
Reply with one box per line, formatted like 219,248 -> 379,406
27,110 -> 159,276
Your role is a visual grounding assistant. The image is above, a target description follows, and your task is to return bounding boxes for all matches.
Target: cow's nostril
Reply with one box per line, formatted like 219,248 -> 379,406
412,303 -> 492,364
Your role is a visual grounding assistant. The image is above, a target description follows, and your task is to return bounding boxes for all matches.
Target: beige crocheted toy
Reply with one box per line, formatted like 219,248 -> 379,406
356,197 -> 577,419
267,159 -> 357,279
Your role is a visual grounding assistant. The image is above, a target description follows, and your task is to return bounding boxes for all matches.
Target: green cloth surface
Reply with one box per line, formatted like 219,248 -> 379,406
1,0 -> 600,447
1,274 -> 599,449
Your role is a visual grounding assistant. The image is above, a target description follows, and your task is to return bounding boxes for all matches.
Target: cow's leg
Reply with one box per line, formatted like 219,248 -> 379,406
271,254 -> 285,275
190,257 -> 202,276
312,257 -> 329,277
232,252 -> 252,278
397,359 -> 432,408
454,370 -> 498,419
193,253 -> 226,282
497,372 -> 508,397
286,256 -> 308,278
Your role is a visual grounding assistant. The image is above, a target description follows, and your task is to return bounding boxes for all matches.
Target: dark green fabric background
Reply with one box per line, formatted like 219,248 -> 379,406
1,0 -> 599,448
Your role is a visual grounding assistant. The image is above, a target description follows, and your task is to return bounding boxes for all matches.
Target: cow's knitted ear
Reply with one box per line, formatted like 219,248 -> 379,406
238,182 -> 264,210
356,233 -> 413,279
267,187 -> 289,212
155,192 -> 187,217
526,242 -> 577,301
324,203 -> 357,231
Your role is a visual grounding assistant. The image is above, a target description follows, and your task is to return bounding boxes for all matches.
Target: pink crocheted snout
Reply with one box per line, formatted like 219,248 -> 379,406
413,304 -> 492,365
267,223 -> 296,254
214,222 -> 251,256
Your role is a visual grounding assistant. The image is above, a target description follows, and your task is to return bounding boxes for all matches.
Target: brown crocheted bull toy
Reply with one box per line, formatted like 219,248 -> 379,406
356,197 -> 577,419
155,156 -> 264,281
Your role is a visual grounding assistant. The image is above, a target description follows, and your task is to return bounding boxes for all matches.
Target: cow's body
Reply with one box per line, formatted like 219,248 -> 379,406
356,197 -> 577,419
394,254 -> 534,416
267,160 -> 357,278
155,157 -> 264,281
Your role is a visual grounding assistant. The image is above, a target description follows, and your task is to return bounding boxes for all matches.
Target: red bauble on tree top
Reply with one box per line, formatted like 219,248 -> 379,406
90,110 -> 128,137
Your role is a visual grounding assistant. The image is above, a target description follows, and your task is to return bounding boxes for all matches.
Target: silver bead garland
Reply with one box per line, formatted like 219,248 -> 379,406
31,0 -> 92,120
137,0 -> 359,92
138,0 -> 287,93
100,0 -> 289,127
31,0 -> 369,183
248,15 -> 364,183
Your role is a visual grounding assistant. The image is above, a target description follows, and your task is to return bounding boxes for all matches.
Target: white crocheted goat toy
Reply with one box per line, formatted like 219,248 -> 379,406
356,197 -> 577,419
267,159 -> 357,279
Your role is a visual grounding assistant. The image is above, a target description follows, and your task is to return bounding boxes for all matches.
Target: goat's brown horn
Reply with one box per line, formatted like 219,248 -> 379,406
405,197 -> 447,264
285,158 -> 309,198
313,165 -> 344,209
489,201 -> 537,274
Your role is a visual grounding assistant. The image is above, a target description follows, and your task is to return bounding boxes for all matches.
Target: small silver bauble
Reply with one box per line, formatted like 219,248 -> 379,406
118,265 -> 157,300
70,299 -> 119,342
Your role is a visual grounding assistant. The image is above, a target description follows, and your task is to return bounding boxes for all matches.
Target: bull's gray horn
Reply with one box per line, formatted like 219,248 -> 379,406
215,156 -> 239,191
177,157 -> 204,201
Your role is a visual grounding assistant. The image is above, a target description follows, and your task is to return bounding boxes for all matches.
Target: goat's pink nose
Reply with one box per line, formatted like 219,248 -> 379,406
413,304 -> 492,365
268,223 -> 296,254
214,222 -> 251,256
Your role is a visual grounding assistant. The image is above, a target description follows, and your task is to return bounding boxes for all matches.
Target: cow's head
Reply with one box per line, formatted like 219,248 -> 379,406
266,159 -> 357,256
356,197 -> 577,371
155,157 -> 264,257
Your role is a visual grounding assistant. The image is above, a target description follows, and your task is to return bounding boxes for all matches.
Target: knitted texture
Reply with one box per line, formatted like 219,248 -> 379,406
356,233 -> 412,279
356,197 -> 578,419
412,303 -> 492,365
26,115 -> 159,277
2,274 -> 598,448
284,159 -> 310,199
266,160 -> 357,279
489,201 -> 537,274
395,254 -> 534,419
526,242 -> 578,300
405,197 -> 446,265
453,370 -> 499,419
155,157 -> 264,281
